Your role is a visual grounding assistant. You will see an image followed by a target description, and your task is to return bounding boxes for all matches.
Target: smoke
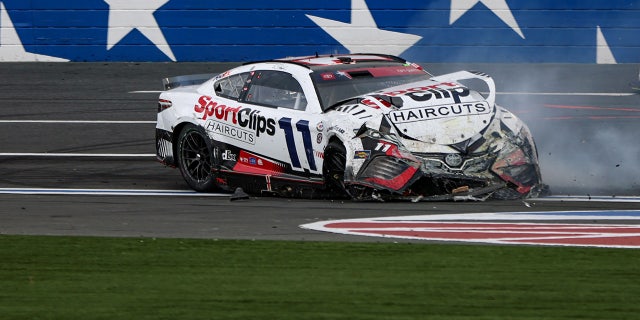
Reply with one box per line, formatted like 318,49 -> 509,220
425,63 -> 640,196
532,117 -> 640,196
488,64 -> 640,196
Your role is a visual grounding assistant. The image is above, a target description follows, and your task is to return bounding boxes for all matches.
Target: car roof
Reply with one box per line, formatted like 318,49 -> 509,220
243,53 -> 410,71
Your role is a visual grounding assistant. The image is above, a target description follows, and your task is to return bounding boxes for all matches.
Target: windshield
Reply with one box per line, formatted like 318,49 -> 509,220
311,64 -> 431,111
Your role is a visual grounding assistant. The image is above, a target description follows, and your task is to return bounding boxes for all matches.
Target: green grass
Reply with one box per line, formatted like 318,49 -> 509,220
1,235 -> 639,320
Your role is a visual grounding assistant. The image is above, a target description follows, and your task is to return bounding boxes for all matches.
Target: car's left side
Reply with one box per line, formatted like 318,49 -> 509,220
156,61 -> 338,196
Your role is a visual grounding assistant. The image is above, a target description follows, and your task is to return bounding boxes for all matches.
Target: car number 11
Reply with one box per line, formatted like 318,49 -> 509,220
278,117 -> 317,171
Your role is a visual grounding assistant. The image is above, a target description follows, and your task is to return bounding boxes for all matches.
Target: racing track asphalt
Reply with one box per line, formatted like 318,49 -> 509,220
0,62 -> 639,242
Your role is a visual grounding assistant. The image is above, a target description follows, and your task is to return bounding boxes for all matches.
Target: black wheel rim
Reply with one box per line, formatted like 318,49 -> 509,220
180,130 -> 213,182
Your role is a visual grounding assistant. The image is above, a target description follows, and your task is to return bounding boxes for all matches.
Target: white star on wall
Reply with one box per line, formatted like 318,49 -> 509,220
306,0 -> 422,56
104,0 -> 176,61
450,0 -> 525,39
0,2 -> 68,61
596,26 -> 616,64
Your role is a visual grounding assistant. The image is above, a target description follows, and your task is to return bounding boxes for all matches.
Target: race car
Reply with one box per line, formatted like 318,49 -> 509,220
156,54 -> 544,201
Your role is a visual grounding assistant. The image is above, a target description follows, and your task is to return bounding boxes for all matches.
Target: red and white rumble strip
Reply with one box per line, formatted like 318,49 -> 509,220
300,209 -> 640,249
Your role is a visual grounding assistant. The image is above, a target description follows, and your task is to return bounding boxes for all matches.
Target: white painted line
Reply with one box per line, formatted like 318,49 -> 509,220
530,195 -> 640,203
0,188 -> 229,197
0,153 -> 155,157
0,120 -> 155,124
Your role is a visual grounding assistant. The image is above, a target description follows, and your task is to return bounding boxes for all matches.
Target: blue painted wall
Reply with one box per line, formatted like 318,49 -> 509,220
1,0 -> 638,63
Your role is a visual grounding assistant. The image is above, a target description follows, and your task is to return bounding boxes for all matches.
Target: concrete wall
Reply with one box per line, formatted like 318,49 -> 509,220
1,0 -> 639,63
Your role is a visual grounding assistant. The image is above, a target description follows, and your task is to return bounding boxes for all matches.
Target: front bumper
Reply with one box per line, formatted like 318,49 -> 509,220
347,140 -> 543,200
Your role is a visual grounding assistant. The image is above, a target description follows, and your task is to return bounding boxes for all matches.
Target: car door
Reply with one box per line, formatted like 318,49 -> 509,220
237,69 -> 324,177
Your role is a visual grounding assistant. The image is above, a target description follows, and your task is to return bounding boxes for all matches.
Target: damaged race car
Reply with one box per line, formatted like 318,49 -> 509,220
156,54 -> 544,201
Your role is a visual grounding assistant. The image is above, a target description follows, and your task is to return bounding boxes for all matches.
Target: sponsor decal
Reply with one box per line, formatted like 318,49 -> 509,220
194,95 -> 240,121
360,98 -> 380,109
382,82 -> 457,96
345,66 -> 424,77
237,108 -> 277,137
235,150 -> 287,173
361,97 -> 393,109
405,87 -> 470,104
389,102 -> 490,124
320,72 -> 336,80
213,71 -> 231,81
195,95 -> 276,138
221,150 -> 237,161
354,150 -> 371,159
328,126 -> 346,135
382,82 -> 472,103
336,70 -> 352,79
205,120 -> 255,145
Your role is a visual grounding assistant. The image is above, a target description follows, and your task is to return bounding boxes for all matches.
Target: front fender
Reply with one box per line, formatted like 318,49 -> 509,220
339,125 -> 422,193
325,121 -> 361,182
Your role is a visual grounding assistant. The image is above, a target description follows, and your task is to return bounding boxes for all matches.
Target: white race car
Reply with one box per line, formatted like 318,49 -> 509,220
156,54 -> 544,200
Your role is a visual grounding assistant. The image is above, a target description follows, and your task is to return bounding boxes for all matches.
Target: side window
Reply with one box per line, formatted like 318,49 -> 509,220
214,72 -> 250,100
244,71 -> 307,110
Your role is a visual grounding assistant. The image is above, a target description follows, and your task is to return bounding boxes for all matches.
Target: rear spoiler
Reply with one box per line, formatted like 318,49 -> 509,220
162,73 -> 217,90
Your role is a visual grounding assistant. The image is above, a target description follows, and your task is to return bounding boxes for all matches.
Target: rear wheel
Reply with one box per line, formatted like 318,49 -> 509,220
176,124 -> 218,192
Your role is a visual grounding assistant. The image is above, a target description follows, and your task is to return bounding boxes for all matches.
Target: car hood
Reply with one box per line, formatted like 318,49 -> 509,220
341,71 -> 497,146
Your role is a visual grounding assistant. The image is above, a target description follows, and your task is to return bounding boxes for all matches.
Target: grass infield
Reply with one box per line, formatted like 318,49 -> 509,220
1,235 -> 639,319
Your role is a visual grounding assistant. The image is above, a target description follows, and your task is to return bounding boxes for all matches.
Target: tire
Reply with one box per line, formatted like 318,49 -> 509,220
323,140 -> 348,195
176,124 -> 218,192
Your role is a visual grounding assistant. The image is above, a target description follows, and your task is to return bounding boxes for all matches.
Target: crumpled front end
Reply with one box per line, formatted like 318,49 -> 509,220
411,121 -> 544,201
344,122 -> 543,201
329,70 -> 544,201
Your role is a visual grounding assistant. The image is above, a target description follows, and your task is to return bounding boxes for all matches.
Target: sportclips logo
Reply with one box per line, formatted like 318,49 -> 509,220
390,102 -> 491,123
194,96 -> 276,141
383,82 -> 470,104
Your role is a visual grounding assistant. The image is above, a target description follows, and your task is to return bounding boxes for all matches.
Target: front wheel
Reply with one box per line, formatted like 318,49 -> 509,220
323,140 -> 348,196
176,124 -> 218,192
